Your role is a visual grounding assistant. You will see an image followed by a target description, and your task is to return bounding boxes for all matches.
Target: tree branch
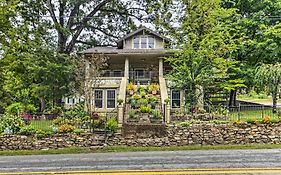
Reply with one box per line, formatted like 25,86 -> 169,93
46,0 -> 58,24
76,40 -> 117,47
66,2 -> 83,28
86,25 -> 119,39
65,0 -> 112,53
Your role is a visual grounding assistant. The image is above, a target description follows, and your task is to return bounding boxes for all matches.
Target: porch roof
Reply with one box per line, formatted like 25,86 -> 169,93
82,47 -> 175,55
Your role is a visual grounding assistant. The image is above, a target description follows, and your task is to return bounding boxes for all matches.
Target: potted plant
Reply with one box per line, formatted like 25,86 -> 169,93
149,84 -> 160,95
127,82 -> 136,95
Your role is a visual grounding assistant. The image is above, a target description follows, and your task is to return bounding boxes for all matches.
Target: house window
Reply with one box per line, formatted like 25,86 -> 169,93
67,98 -> 75,105
107,90 -> 116,108
141,36 -> 147,48
94,90 -> 103,108
133,37 -> 140,49
133,35 -> 155,49
113,70 -> 122,77
135,69 -> 144,78
148,36 -> 155,48
171,90 -> 181,108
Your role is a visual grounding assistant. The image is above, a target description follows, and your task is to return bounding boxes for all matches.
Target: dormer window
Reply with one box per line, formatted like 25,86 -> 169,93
133,35 -> 155,49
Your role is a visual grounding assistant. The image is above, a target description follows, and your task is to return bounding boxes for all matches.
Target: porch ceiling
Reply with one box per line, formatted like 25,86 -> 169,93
107,54 -> 164,64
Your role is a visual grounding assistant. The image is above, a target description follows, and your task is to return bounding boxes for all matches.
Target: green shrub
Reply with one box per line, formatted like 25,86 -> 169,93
73,129 -> 82,135
140,91 -> 146,98
0,114 -> 26,134
246,117 -> 260,124
5,103 -> 24,114
132,94 -> 141,100
180,121 -> 190,127
148,96 -> 158,103
105,117 -> 118,132
212,120 -> 229,125
35,130 -> 51,139
151,109 -> 162,119
138,85 -> 147,92
128,109 -> 137,119
140,105 -> 151,113
270,118 -> 280,123
19,125 -> 36,135
138,98 -> 148,106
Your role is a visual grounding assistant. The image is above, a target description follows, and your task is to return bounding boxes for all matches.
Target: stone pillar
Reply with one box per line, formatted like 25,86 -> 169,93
166,104 -> 171,124
124,58 -> 129,77
117,104 -> 124,128
159,57 -> 163,77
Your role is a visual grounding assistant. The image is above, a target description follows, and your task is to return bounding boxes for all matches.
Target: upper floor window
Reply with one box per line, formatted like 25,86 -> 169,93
133,35 -> 155,49
133,37 -> 140,49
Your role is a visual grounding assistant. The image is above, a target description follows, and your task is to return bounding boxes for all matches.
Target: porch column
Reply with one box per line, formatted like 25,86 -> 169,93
124,57 -> 129,77
159,57 -> 163,77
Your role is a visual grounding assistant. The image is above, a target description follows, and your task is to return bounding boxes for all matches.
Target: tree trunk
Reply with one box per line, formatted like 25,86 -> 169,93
272,92 -> 277,113
229,89 -> 237,107
39,97 -> 46,112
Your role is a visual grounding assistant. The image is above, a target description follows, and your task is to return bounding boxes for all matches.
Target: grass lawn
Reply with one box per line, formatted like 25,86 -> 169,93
229,109 -> 280,121
237,94 -> 281,104
2,144 -> 281,156
30,120 -> 53,131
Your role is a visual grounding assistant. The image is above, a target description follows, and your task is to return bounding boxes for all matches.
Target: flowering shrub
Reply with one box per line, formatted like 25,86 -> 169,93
19,112 -> 33,124
58,124 -> 75,133
0,114 -> 25,134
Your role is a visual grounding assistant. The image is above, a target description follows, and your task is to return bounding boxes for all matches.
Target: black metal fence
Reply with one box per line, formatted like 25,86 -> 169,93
171,104 -> 281,122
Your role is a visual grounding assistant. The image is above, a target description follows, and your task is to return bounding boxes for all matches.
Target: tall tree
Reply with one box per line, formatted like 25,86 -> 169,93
161,0 -> 241,108
19,0 -> 151,54
256,63 -> 281,112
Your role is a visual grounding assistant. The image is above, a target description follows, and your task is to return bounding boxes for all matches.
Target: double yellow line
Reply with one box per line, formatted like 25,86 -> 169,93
1,168 -> 281,175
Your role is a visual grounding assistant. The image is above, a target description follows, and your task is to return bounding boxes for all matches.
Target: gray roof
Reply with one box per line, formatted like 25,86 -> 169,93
82,47 -> 174,55
117,26 -> 169,44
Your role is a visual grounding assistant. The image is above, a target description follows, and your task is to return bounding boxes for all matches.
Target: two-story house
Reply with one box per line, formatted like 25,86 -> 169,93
66,27 -> 184,125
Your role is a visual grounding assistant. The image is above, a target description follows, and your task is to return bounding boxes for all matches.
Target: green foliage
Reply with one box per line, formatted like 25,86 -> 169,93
128,109 -> 137,119
246,118 -> 259,124
270,118 -> 280,124
180,122 -> 190,128
19,126 -> 36,136
35,130 -> 52,139
73,129 -> 82,135
137,98 -> 149,106
140,105 -> 151,113
0,114 -> 25,134
5,103 -> 24,114
211,120 -> 230,125
151,109 -> 162,119
132,94 -> 141,100
255,63 -> 281,109
105,117 -> 118,132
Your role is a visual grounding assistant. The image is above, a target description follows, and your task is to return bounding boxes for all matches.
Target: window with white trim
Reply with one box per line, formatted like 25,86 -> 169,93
133,37 -> 140,49
107,90 -> 116,108
171,90 -> 181,108
94,90 -> 103,108
148,36 -> 155,48
133,35 -> 155,49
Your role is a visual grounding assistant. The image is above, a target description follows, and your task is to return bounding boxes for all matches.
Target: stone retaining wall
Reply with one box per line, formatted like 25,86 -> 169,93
1,124 -> 281,150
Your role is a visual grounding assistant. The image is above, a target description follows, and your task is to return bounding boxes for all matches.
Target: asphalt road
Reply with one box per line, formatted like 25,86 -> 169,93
1,149 -> 281,174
